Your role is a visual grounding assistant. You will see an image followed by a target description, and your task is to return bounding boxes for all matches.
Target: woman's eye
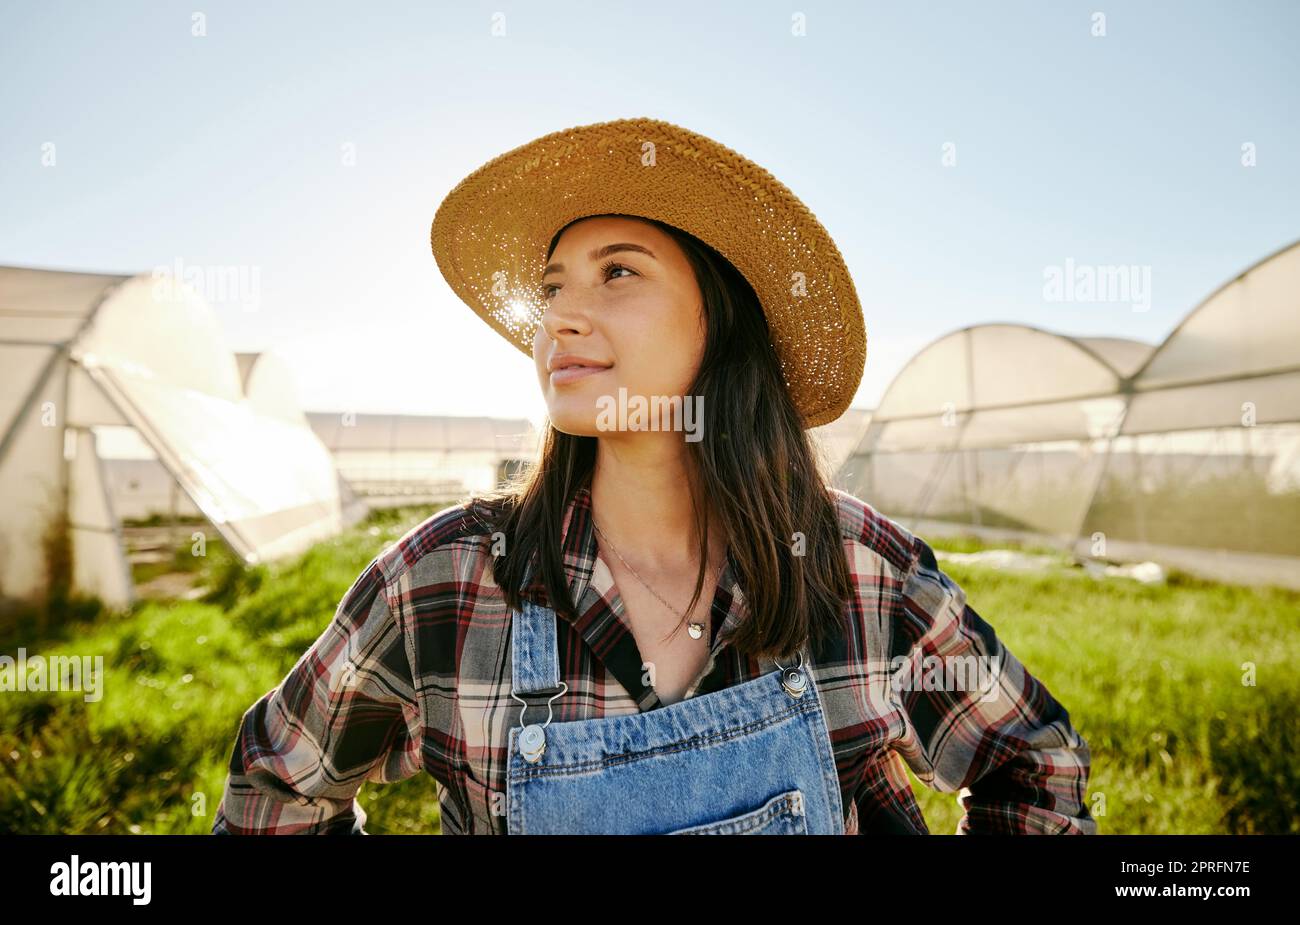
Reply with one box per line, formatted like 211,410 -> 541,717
601,260 -> 636,281
540,263 -> 634,299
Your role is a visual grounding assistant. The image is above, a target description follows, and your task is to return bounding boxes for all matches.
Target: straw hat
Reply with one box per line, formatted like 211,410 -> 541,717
429,117 -> 865,428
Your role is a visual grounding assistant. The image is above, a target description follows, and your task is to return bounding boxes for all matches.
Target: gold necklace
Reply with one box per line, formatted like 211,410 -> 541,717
592,518 -> 724,642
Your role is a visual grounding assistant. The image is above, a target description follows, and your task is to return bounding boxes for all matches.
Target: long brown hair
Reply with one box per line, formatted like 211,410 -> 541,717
468,214 -> 852,660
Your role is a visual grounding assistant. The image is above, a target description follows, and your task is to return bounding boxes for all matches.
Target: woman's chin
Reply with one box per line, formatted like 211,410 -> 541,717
545,407 -> 603,438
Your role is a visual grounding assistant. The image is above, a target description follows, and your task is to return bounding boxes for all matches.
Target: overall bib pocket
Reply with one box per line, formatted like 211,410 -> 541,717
665,787 -> 808,835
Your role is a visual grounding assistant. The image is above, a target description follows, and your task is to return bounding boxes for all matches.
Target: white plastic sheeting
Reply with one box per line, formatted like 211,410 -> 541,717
838,322 -> 1142,538
0,268 -> 121,606
0,266 -> 346,610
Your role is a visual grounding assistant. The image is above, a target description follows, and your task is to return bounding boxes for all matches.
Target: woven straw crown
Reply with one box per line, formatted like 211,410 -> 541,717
430,117 -> 866,427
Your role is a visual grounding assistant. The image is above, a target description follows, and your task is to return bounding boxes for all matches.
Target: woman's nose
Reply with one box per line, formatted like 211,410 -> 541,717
540,289 -> 593,339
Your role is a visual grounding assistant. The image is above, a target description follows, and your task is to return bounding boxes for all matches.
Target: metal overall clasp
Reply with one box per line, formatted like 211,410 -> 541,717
773,649 -> 807,699
510,682 -> 568,764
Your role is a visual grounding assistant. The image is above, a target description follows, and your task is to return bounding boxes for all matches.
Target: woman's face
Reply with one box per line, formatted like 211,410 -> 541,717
533,215 -> 705,437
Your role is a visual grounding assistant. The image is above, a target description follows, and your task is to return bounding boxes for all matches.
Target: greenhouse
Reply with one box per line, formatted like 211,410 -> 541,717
306,411 -> 539,504
835,239 -> 1300,588
0,267 -> 347,611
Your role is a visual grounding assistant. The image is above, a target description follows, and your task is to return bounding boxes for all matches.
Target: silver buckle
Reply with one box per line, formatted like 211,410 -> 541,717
773,650 -> 807,699
510,682 -> 568,763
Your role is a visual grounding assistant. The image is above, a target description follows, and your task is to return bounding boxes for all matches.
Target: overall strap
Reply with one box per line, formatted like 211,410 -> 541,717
511,598 -> 562,695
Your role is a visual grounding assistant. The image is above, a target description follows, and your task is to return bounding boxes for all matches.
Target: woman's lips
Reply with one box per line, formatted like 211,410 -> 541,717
550,365 -> 612,385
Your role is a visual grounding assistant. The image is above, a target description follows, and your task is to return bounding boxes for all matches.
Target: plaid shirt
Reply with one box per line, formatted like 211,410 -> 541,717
212,484 -> 1096,835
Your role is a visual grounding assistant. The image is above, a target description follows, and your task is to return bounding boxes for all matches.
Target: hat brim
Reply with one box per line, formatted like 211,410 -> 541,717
430,117 -> 865,428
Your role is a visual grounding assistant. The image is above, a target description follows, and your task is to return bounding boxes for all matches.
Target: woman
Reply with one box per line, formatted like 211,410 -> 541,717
212,118 -> 1096,835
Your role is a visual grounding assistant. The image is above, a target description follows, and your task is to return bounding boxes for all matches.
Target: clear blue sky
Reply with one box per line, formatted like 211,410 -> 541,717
2,0 -> 1297,422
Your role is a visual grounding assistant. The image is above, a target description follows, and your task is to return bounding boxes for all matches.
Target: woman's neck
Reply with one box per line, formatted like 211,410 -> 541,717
588,435 -> 726,574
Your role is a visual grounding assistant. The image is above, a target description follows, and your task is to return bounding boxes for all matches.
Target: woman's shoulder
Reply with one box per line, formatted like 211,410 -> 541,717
826,486 -> 919,577
370,497 -> 500,588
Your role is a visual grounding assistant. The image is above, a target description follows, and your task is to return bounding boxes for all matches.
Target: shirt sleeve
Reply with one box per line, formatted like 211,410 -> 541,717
211,557 -> 423,834
889,533 -> 1097,834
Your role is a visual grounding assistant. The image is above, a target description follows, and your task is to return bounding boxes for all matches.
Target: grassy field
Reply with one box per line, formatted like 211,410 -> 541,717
1,503 -> 1297,835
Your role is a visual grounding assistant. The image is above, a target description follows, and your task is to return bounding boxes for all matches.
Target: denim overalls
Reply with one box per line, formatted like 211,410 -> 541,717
505,598 -> 845,834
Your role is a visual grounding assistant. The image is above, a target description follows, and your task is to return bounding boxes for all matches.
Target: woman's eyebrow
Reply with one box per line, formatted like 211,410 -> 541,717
543,242 -> 657,277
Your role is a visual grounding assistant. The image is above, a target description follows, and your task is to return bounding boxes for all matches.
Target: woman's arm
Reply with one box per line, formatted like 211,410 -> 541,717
889,533 -> 1097,834
211,558 -> 423,834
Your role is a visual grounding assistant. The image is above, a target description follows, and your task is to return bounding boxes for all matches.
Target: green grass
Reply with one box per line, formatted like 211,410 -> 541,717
1,512 -> 1296,834
0,505 -> 445,834
911,536 -> 1300,834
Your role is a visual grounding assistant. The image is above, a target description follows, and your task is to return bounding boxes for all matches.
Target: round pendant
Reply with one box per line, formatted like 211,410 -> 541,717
519,723 -> 547,763
688,622 -> 704,640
